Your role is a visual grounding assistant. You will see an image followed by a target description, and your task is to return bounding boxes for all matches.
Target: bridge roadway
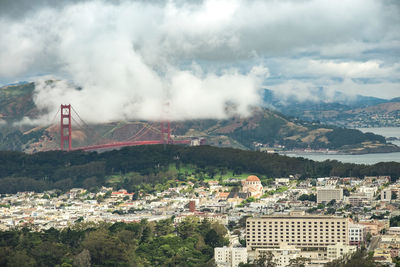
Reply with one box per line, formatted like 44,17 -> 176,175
71,140 -> 191,151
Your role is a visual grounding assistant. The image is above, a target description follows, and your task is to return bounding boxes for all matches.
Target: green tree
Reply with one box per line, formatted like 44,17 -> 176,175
155,218 -> 174,236
73,249 -> 91,267
177,217 -> 199,239
7,250 -> 36,267
289,256 -> 310,267
82,229 -> 128,265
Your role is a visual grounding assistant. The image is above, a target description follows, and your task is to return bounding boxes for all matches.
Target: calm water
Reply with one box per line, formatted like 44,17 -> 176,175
358,127 -> 400,147
284,127 -> 400,165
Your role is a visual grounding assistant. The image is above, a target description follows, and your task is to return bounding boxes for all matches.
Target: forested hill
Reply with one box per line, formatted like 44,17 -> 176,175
1,82 -> 398,153
0,145 -> 399,194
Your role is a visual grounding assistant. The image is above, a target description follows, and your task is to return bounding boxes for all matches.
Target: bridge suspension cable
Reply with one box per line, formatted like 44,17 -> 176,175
57,104 -> 185,151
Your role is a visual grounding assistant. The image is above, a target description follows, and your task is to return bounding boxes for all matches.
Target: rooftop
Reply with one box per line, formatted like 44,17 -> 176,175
246,175 -> 260,182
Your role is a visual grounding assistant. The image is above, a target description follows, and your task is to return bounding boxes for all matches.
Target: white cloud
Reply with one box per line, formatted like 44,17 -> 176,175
269,78 -> 400,101
278,59 -> 400,79
0,0 -> 399,124
29,65 -> 265,124
329,79 -> 400,99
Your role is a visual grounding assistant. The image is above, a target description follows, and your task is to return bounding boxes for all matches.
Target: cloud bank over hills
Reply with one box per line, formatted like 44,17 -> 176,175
0,0 -> 398,123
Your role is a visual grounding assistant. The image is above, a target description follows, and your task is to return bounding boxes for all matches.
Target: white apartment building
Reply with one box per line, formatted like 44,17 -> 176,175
214,247 -> 247,267
317,188 -> 343,204
388,227 -> 400,235
358,186 -> 377,199
246,212 -> 349,251
348,223 -> 366,247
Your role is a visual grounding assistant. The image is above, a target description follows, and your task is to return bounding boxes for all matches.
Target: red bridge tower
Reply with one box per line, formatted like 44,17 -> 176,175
60,104 -> 72,151
160,121 -> 171,144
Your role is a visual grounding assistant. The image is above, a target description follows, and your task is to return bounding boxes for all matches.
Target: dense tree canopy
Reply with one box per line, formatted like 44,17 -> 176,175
0,145 -> 399,193
0,218 -> 228,267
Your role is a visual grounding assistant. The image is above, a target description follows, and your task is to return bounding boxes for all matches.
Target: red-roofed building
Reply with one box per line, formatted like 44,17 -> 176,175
111,189 -> 134,198
241,175 -> 263,198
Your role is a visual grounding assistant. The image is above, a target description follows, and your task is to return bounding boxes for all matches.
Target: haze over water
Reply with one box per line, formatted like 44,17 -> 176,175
285,127 -> 400,165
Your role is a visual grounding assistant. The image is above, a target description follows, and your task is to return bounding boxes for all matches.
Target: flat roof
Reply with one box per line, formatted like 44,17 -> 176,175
249,215 -> 345,220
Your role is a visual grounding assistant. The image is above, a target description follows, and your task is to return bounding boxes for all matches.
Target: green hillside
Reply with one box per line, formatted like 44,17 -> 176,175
0,82 -> 37,121
0,145 -> 399,194
0,82 -> 398,153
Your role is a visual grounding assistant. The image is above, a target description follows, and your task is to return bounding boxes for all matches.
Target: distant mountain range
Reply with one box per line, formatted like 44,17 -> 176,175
0,82 -> 399,153
262,88 -> 400,127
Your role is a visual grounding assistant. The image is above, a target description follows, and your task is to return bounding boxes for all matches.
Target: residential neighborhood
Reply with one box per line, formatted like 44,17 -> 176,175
1,174 -> 399,266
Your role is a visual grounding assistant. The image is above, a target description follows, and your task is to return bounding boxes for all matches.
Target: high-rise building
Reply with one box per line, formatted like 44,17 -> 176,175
246,212 -> 349,251
317,188 -> 343,203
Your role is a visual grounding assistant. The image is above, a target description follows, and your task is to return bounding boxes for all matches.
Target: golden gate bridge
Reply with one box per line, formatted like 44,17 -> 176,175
59,104 -> 192,151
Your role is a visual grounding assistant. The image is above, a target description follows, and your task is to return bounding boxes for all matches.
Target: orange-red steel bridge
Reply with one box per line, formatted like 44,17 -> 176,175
59,104 -> 191,151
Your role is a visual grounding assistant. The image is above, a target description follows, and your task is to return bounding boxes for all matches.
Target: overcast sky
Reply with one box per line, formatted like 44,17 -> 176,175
0,0 -> 399,122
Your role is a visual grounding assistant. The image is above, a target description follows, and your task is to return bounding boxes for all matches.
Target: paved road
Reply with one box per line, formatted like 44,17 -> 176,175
368,236 -> 380,252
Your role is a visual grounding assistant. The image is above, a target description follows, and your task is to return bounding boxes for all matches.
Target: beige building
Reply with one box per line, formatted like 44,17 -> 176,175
317,188 -> 343,203
388,227 -> 400,235
246,212 -> 349,251
255,244 -> 301,267
380,235 -> 400,249
327,243 -> 356,260
373,248 -> 393,264
214,246 -> 247,267
381,189 -> 392,201
358,220 -> 389,236
173,212 -> 228,225
346,194 -> 370,206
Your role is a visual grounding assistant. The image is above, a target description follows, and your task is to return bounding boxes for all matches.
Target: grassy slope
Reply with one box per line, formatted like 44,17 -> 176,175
106,163 -> 255,185
0,82 -> 37,121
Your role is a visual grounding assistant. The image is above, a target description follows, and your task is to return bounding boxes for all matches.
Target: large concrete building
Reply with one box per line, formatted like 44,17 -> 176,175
317,188 -> 343,203
246,212 -> 349,251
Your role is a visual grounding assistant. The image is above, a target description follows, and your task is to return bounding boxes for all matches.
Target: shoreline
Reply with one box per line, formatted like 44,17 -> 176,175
279,147 -> 400,156
280,150 -> 400,164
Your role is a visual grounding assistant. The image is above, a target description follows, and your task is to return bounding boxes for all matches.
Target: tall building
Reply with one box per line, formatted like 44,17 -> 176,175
246,212 -> 349,251
214,246 -> 247,267
317,188 -> 343,203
